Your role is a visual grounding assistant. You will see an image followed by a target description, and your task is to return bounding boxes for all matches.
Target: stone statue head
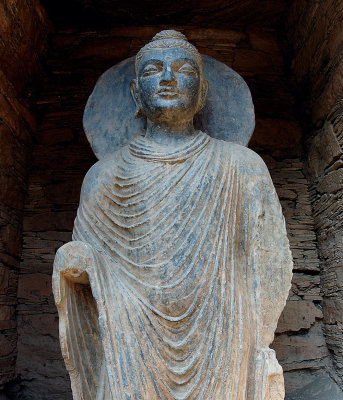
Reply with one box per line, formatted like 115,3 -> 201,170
130,30 -> 209,125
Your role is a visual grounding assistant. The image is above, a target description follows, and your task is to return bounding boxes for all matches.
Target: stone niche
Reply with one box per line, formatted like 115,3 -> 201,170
0,0 -> 343,399
0,0 -> 49,391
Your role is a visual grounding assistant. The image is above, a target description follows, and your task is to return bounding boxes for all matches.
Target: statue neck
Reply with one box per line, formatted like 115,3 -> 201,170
145,120 -> 197,146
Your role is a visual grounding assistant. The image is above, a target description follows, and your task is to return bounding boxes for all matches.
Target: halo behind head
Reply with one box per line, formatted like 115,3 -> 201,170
83,54 -> 255,160
135,30 -> 203,77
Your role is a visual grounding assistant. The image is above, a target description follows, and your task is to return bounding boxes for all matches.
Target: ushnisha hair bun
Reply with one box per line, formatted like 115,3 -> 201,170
151,30 -> 188,41
135,30 -> 203,76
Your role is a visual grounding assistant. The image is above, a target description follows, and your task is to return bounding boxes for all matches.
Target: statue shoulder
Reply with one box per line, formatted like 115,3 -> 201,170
80,148 -> 124,202
218,141 -> 269,178
238,146 -> 268,175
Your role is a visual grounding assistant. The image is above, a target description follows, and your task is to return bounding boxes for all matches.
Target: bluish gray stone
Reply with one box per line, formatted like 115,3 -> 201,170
55,30 -> 292,400
83,55 -> 255,159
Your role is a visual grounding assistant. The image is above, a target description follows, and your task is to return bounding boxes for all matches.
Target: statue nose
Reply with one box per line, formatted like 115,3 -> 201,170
160,67 -> 176,86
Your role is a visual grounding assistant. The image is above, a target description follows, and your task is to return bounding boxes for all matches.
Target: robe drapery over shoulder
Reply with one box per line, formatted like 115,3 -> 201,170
53,132 -> 293,400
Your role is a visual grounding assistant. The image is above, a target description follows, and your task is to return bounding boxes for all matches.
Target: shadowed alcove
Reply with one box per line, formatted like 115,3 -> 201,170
1,0 -> 343,398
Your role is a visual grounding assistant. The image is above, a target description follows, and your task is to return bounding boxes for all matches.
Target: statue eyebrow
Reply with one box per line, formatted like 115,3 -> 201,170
171,58 -> 198,65
141,59 -> 164,68
141,58 -> 199,70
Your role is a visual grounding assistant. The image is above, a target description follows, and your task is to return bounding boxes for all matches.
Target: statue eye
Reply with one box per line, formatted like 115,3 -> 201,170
142,65 -> 160,77
178,64 -> 197,76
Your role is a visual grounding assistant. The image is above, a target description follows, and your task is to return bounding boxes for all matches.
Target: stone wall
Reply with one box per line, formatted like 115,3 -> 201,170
286,0 -> 343,388
13,26 -> 330,398
306,104 -> 343,384
0,0 -> 49,389
285,0 -> 343,128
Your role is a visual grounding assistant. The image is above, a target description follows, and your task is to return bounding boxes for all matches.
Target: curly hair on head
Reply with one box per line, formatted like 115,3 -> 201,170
135,30 -> 203,77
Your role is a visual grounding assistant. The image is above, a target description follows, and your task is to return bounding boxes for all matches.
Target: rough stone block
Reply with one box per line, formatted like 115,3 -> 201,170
307,122 -> 342,177
322,299 -> 343,324
276,300 -> 323,333
317,169 -> 343,194
272,325 -> 328,371
0,266 -> 9,295
0,306 -> 15,330
23,211 -> 76,232
17,274 -> 52,303
286,372 -> 343,400
0,333 -> 14,357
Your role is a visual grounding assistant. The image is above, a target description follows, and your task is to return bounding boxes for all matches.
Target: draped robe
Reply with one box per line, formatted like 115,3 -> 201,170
53,132 -> 293,400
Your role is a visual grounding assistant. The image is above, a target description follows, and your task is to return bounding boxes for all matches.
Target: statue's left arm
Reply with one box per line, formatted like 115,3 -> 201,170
243,150 -> 293,400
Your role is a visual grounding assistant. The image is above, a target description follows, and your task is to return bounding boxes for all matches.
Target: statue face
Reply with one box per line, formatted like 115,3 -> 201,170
132,47 -> 207,125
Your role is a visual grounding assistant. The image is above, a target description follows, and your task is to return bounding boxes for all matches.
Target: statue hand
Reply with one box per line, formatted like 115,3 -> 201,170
53,241 -> 96,285
53,241 -> 98,304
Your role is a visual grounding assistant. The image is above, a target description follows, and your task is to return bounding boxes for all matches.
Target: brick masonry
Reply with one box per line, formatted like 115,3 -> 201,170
286,0 -> 343,388
285,0 -> 343,128
0,0 -> 49,388
305,104 -> 343,384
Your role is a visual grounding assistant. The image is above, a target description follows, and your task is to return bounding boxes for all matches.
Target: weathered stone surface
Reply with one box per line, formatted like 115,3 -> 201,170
84,54 -> 255,159
53,30 -> 293,399
0,306 -> 15,331
286,372 -> 343,400
317,169 -> 343,194
291,273 -> 321,300
272,324 -> 329,372
276,301 -> 322,333
286,0 -> 343,126
0,334 -> 14,357
307,122 -> 342,177
305,101 -> 343,385
322,299 -> 343,324
15,314 -> 72,400
18,274 -> 52,304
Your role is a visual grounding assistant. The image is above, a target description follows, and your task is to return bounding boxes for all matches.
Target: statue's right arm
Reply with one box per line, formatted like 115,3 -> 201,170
52,160 -> 105,304
52,241 -> 97,305
52,238 -> 107,400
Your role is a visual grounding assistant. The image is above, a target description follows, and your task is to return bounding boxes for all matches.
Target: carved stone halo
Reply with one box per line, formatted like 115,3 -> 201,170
83,55 -> 255,160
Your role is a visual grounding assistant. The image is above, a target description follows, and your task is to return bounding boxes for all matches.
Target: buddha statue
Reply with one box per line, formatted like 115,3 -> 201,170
53,30 -> 293,399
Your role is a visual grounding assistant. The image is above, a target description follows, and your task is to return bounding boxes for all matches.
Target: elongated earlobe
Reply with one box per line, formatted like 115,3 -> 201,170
197,80 -> 209,112
134,107 -> 145,119
130,80 -> 145,119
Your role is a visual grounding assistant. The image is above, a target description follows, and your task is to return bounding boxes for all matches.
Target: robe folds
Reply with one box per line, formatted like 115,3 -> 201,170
53,131 -> 293,400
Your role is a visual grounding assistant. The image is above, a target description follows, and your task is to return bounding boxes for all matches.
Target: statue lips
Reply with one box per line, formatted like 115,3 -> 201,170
156,87 -> 181,99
